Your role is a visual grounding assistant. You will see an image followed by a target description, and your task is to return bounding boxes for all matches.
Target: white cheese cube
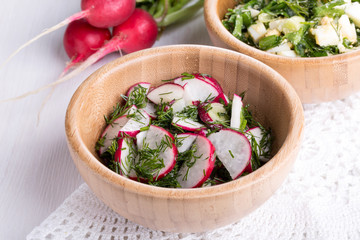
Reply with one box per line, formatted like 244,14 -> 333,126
311,18 -> 340,46
265,28 -> 281,37
282,16 -> 305,34
277,50 -> 298,57
345,2 -> 360,27
248,22 -> 267,43
248,8 -> 260,18
267,41 -> 292,53
338,14 -> 357,43
269,19 -> 286,32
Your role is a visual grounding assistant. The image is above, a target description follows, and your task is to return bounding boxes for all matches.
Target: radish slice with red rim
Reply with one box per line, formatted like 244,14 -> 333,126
246,126 -> 271,163
142,102 -> 157,119
193,73 -> 223,93
198,102 -> 229,128
172,116 -> 204,131
119,109 -> 151,137
114,138 -> 136,176
174,77 -> 220,105
126,82 -> 151,97
147,83 -> 184,104
132,125 -> 177,181
176,133 -> 197,153
177,135 -> 216,188
230,94 -> 245,130
98,115 -> 129,155
208,129 -> 252,180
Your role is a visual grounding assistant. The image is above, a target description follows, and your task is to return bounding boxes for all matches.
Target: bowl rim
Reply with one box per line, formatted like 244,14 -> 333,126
204,0 -> 360,63
65,44 -> 304,200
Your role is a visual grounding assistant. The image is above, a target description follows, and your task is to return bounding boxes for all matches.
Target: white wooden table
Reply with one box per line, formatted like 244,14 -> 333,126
0,1 -> 212,238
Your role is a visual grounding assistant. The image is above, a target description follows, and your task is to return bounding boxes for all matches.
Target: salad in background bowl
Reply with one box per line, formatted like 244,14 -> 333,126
204,0 -> 360,103
222,0 -> 360,57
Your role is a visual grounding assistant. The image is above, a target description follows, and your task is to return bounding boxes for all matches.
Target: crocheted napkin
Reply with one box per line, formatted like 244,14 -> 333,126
27,93 -> 360,240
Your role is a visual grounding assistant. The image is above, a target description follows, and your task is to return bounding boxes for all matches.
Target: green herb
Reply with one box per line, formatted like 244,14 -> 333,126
132,135 -> 174,181
259,35 -> 282,50
228,150 -> 235,158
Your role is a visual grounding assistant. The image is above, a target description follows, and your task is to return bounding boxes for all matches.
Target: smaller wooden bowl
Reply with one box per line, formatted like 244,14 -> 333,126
65,45 -> 304,233
204,0 -> 360,104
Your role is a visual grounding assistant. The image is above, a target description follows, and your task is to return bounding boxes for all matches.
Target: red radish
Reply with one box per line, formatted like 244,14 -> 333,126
208,129 -> 252,180
131,125 -> 177,181
246,127 -> 271,163
98,115 -> 129,155
147,83 -> 184,104
230,94 -> 244,130
177,135 -> 216,188
1,8 -> 158,103
196,128 -> 208,137
114,138 -> 136,176
180,77 -> 221,105
213,93 -> 230,105
198,102 -> 228,128
176,133 -> 197,153
142,102 -> 157,119
118,109 -> 151,137
1,0 -> 135,68
99,107 -> 149,153
126,82 -> 151,97
81,0 -> 136,28
136,130 -> 148,149
62,19 -> 112,76
194,74 -> 224,93
170,99 -> 187,113
172,116 -> 204,131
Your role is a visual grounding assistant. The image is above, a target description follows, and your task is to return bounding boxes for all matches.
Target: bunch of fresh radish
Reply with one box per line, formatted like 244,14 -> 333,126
1,0 -> 204,102
97,73 -> 272,188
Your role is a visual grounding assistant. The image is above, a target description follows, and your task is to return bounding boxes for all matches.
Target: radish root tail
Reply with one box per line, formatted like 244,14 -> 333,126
0,10 -> 89,70
0,47 -> 111,104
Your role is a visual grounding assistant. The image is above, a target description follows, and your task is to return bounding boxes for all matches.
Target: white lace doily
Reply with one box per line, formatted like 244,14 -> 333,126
27,93 -> 360,240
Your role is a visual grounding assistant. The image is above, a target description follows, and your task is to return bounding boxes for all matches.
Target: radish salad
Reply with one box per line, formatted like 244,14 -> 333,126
96,73 -> 272,188
222,0 -> 360,57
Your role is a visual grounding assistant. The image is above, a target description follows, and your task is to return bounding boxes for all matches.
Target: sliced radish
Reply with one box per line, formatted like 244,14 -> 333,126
176,133 -> 197,153
177,135 -> 216,188
119,109 -> 151,138
134,125 -> 177,181
123,105 -> 138,115
99,116 -> 129,155
135,130 -> 148,149
208,129 -> 252,180
196,128 -> 208,137
230,94 -> 244,130
198,102 -> 229,128
114,138 -> 136,176
170,98 -> 187,113
126,82 -> 151,97
213,93 -> 230,105
172,116 -> 204,131
246,127 -> 271,162
194,74 -> 223,93
175,77 -> 220,105
147,83 -> 184,104
142,102 -> 157,119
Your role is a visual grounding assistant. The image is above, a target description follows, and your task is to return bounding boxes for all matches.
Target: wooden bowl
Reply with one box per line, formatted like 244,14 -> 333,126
204,0 -> 360,104
65,45 -> 304,233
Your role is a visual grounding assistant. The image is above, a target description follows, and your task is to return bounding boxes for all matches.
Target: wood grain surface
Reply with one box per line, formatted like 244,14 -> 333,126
65,45 -> 304,233
204,0 -> 360,104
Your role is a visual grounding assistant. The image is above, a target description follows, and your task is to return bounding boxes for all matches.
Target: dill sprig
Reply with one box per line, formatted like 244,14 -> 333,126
132,134 -> 174,182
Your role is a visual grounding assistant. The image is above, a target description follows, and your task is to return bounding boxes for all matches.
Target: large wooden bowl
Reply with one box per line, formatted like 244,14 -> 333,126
204,0 -> 360,104
65,45 -> 304,233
